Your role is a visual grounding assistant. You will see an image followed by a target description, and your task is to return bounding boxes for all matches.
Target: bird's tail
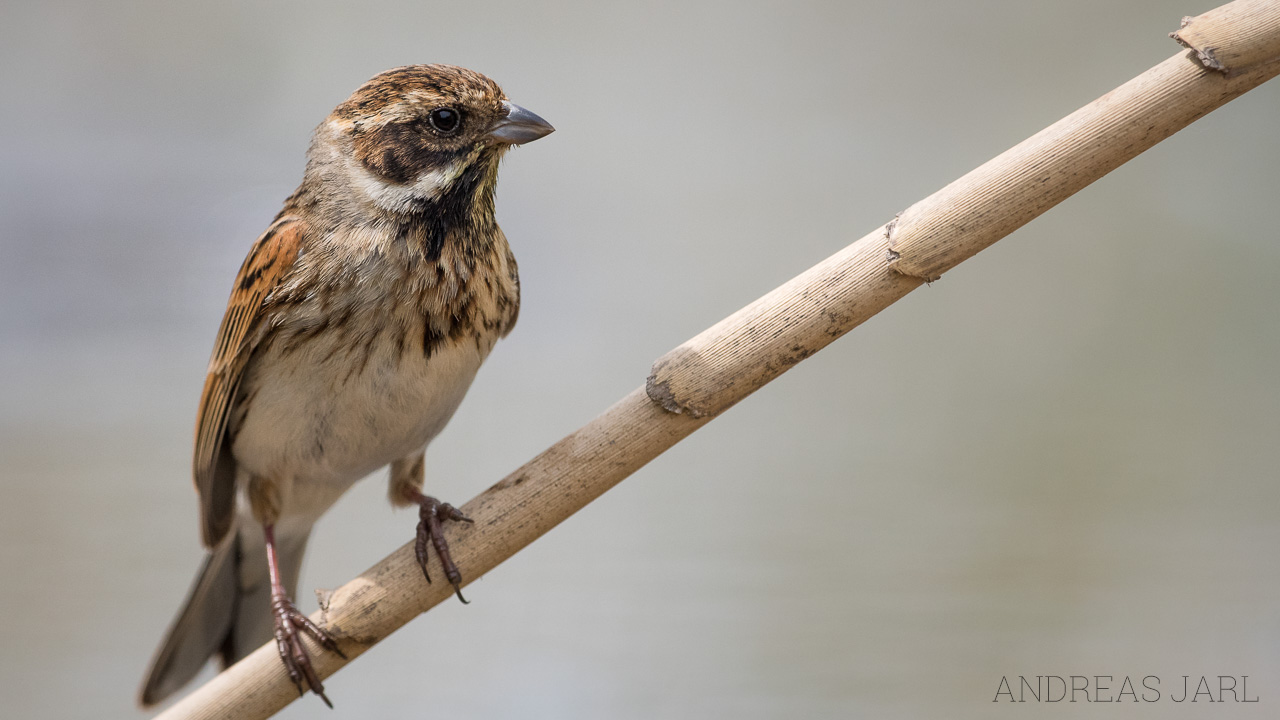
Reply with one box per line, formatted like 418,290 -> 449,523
139,519 -> 312,707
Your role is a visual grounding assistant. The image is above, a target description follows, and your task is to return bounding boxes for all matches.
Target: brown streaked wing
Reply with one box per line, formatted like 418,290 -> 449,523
193,217 -> 304,548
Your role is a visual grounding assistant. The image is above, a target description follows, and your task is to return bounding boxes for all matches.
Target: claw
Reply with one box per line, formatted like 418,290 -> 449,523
410,493 -> 473,604
271,593 -> 341,707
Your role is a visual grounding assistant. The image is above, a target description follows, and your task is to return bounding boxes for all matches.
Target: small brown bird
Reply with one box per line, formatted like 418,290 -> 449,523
140,65 -> 553,707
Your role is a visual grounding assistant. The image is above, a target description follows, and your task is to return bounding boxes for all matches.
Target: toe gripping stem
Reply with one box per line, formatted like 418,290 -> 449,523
410,493 -> 475,604
265,524 -> 346,707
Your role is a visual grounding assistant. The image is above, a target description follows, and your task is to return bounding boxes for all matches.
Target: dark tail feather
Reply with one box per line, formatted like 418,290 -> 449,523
139,533 -> 240,707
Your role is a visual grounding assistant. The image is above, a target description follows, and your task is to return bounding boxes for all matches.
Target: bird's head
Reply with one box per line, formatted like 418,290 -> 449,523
315,64 -> 553,216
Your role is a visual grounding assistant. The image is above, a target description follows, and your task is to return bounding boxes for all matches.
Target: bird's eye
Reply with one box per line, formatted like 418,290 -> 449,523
428,107 -> 461,135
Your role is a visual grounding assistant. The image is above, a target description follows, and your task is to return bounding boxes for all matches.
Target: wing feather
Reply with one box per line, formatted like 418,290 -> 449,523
193,217 -> 304,547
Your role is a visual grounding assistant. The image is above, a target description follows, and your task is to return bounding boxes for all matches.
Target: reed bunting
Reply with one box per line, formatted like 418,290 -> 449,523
140,64 -> 554,707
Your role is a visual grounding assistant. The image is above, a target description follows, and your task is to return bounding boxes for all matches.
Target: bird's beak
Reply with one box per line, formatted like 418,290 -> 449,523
487,101 -> 555,145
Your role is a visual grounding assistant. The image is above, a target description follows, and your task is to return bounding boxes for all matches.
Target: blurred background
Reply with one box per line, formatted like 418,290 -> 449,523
3,1 -> 1279,718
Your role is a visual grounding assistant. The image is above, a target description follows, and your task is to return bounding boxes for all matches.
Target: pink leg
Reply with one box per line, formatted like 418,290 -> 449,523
265,524 -> 345,707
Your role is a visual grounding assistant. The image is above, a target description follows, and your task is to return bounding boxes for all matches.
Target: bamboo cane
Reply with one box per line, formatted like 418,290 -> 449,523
153,2 -> 1280,717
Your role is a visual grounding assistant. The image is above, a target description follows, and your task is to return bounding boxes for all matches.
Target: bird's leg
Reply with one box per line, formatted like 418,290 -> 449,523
403,489 -> 474,603
264,524 -> 345,707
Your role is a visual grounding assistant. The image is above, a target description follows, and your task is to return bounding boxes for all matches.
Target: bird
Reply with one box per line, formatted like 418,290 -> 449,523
139,64 -> 554,708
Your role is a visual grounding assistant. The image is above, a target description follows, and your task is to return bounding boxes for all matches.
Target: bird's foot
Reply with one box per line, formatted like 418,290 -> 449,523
408,491 -> 474,603
271,592 -> 346,708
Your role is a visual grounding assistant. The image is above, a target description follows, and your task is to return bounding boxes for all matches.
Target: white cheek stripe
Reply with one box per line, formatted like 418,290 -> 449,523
348,155 -> 469,213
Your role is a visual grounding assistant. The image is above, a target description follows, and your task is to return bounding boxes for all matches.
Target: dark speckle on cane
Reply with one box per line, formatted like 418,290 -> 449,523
491,473 -> 527,491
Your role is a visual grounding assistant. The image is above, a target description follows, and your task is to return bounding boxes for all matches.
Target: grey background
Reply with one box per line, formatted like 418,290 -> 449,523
3,1 -> 1279,718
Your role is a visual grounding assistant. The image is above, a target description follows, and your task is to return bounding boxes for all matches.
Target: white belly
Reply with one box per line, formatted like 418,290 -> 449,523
231,329 -> 484,519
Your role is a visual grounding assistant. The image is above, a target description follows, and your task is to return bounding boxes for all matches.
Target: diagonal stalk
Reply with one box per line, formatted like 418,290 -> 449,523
153,2 -> 1280,717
